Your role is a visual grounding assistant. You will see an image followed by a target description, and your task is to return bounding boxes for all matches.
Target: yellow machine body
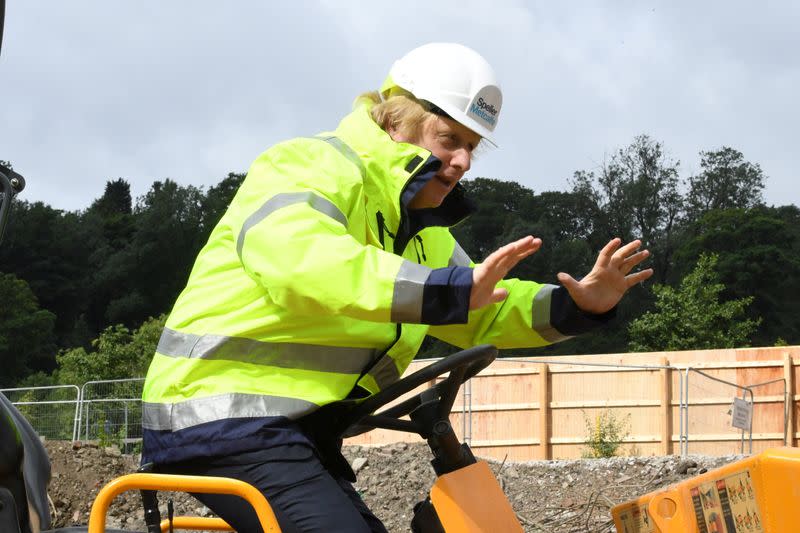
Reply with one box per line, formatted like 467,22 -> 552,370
430,460 -> 524,532
611,447 -> 800,533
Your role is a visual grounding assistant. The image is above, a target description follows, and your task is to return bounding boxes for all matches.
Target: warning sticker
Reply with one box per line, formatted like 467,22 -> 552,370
692,470 -> 763,533
616,503 -> 655,533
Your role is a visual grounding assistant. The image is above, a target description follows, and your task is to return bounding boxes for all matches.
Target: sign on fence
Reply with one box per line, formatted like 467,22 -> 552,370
731,397 -> 753,431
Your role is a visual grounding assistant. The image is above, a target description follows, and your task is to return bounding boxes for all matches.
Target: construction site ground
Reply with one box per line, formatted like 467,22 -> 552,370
45,440 -> 741,532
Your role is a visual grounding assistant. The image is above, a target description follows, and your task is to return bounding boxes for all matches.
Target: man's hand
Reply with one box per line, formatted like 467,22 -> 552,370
470,236 -> 541,310
557,238 -> 653,314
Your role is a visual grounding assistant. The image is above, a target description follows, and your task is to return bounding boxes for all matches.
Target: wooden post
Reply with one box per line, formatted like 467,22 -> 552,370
538,363 -> 551,460
784,354 -> 795,447
660,357 -> 672,455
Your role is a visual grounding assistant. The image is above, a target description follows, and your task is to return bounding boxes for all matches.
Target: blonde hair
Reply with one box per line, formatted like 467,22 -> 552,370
356,90 -> 434,141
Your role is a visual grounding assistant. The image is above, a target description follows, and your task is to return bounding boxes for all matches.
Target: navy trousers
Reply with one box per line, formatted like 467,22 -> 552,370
160,443 -> 388,533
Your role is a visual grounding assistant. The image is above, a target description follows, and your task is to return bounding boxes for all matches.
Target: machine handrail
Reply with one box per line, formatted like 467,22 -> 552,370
87,473 -> 281,533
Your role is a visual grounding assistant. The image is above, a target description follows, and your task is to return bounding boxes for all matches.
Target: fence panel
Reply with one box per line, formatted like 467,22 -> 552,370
683,366 -> 787,456
4,347 -> 798,461
0,385 -> 81,440
79,378 -> 144,451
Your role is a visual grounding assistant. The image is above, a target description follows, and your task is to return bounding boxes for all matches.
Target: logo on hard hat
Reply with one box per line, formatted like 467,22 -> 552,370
466,86 -> 502,132
476,98 -> 498,116
470,97 -> 498,126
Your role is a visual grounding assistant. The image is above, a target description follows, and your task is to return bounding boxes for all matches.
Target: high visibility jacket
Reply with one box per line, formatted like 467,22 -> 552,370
141,104 -> 604,464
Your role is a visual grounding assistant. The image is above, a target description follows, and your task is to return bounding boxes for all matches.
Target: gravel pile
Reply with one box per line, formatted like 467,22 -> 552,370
44,441 -> 741,532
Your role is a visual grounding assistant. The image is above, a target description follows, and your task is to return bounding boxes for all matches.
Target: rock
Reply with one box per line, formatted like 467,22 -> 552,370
352,457 -> 368,474
103,446 -> 122,457
676,459 -> 698,474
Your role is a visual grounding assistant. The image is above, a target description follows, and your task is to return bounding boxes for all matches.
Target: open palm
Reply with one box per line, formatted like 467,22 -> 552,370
557,238 -> 653,314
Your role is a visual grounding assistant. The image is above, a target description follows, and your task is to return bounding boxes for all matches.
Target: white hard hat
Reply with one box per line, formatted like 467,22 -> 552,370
380,43 -> 502,147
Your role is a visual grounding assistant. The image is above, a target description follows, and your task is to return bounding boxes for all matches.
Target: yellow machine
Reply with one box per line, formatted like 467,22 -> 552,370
611,447 -> 800,533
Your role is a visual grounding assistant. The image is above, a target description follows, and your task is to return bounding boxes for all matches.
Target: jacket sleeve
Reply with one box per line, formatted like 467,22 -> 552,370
229,139 -> 466,325
427,239 -> 615,349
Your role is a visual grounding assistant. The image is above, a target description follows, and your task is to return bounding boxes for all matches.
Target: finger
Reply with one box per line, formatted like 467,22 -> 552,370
612,239 -> 643,264
557,272 -> 578,291
625,268 -> 654,287
511,238 -> 541,262
489,287 -> 509,305
484,236 -> 534,264
485,236 -> 540,274
503,238 -> 542,272
595,238 -> 622,268
620,250 -> 650,275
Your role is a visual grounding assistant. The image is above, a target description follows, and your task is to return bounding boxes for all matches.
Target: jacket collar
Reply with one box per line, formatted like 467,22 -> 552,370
330,105 -> 476,249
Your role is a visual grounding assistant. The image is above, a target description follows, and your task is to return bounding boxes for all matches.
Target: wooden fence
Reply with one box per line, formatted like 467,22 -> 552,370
345,346 -> 800,461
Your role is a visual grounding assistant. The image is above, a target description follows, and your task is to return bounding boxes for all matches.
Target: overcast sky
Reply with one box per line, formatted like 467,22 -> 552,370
2,1 -> 798,212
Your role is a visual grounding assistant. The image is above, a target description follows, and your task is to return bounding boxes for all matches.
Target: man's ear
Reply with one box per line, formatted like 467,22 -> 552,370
386,123 -> 401,142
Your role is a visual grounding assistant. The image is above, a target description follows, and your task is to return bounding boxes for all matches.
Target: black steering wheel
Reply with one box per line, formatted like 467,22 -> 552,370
339,344 -> 497,439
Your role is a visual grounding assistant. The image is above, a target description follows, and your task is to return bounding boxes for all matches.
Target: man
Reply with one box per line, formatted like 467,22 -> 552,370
141,42 -> 652,532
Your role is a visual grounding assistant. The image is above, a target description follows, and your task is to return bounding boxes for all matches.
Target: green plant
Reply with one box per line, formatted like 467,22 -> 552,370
581,410 -> 630,458
96,413 -> 126,449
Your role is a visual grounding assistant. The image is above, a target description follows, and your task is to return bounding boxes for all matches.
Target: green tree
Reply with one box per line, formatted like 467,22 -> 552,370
573,135 -> 684,283
0,273 -> 57,386
56,315 -> 165,384
452,178 -> 537,260
628,254 -> 760,351
86,178 -> 135,250
686,147 -> 765,220
90,179 -> 205,326
0,201 -> 102,348
673,206 -> 800,346
201,172 -> 246,231
499,189 -> 600,283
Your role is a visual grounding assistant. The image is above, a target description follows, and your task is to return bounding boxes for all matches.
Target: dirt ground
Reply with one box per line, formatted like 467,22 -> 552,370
44,440 -> 740,532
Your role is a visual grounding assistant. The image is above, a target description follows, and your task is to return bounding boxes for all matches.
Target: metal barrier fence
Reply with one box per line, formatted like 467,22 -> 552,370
683,368 -> 787,455
0,385 -> 81,441
505,359 -> 787,457
2,361 -> 792,459
79,378 -> 144,452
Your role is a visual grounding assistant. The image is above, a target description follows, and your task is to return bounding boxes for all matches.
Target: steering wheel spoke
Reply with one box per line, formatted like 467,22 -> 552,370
337,345 -> 497,439
344,415 -> 422,438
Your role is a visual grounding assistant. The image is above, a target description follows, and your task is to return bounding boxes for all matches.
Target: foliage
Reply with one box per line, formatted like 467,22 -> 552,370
0,201 -> 99,350
95,412 -> 127,449
453,177 -> 537,260
201,172 -> 246,230
571,135 -> 684,283
582,410 -> 631,458
8,386 -> 77,440
686,147 -> 765,220
0,273 -> 57,386
672,206 -> 800,346
628,254 -> 761,351
55,315 -> 165,385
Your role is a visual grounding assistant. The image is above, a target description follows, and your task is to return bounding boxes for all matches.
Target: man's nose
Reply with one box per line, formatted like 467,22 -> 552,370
451,148 -> 471,173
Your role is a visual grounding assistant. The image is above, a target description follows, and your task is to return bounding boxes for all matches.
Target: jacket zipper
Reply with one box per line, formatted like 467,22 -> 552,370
376,211 -> 396,250
415,235 -> 427,262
